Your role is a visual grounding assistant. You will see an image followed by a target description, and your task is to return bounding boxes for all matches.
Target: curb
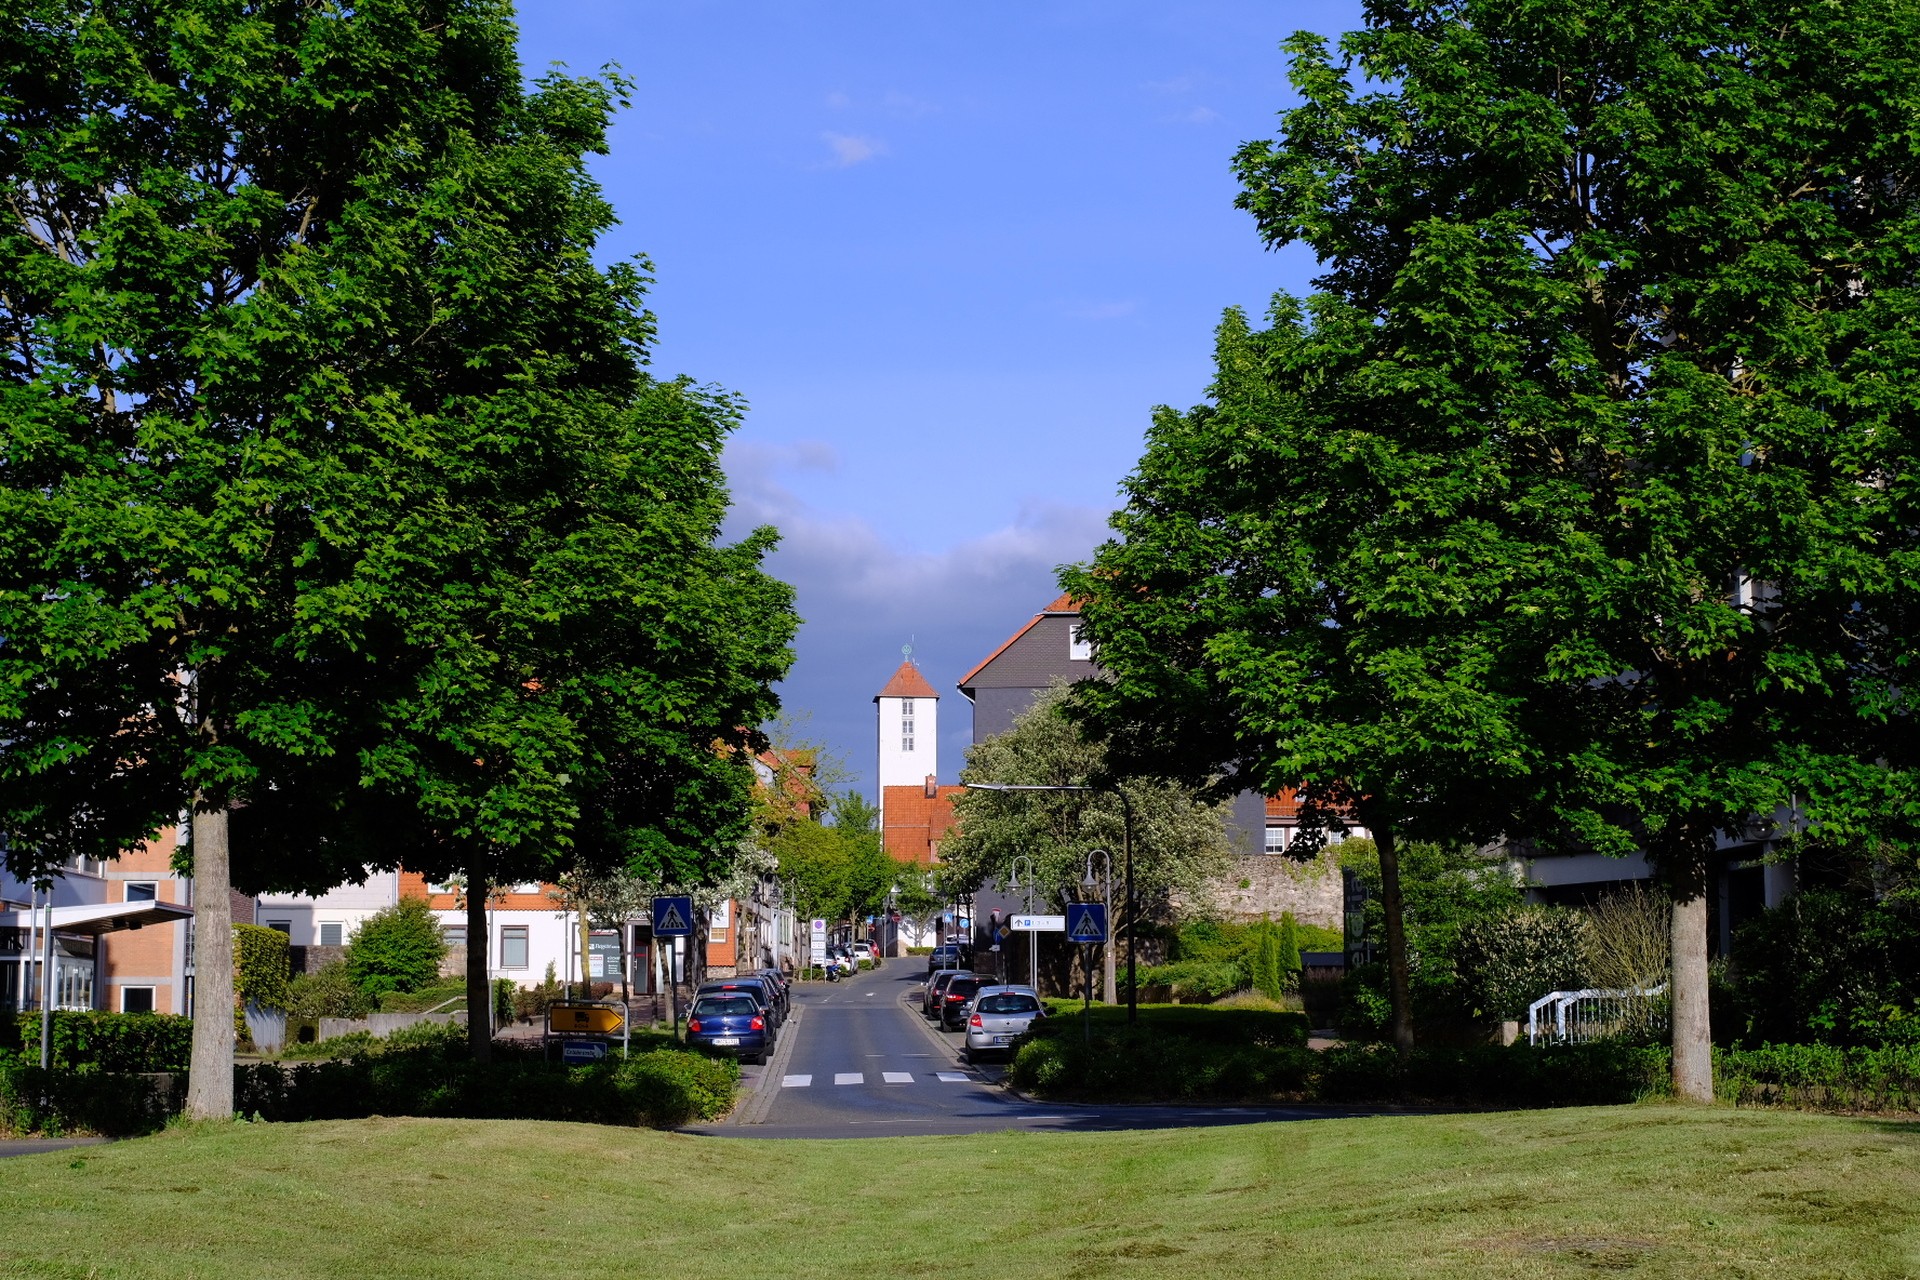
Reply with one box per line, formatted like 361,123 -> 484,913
728,1004 -> 803,1126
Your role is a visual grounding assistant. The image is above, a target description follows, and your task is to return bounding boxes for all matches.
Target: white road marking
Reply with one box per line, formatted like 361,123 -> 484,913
781,1074 -> 812,1088
882,1072 -> 914,1084
935,1072 -> 970,1083
834,1072 -> 864,1086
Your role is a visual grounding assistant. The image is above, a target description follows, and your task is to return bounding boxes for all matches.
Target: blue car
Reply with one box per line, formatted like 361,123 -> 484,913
686,993 -> 771,1064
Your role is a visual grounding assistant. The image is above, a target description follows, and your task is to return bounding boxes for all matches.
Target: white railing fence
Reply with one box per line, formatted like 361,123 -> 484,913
1526,983 -> 1668,1046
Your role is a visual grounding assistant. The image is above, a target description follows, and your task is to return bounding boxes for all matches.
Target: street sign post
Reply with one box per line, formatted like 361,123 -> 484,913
1065,902 -> 1109,1045
1065,902 -> 1108,944
1011,914 -> 1065,932
560,1039 -> 607,1065
651,897 -> 694,1041
651,896 -> 694,937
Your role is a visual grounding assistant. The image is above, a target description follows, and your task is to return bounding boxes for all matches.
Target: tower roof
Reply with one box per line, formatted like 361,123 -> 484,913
875,660 -> 939,700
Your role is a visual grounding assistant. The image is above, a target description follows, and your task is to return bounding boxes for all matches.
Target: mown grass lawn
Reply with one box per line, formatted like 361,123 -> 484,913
0,1105 -> 1914,1278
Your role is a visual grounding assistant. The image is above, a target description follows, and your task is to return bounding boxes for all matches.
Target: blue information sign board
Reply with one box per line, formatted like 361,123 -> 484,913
651,895 -> 694,938
1065,902 -> 1108,944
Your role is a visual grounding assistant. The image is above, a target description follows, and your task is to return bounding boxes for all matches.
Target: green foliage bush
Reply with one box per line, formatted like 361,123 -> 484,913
1724,888 -> 1920,1046
234,923 -> 291,1012
286,960 -> 374,1020
235,1040 -> 737,1128
378,978 -> 468,1013
1034,1000 -> 1309,1047
0,1063 -> 176,1136
1253,918 -> 1283,1001
8,1012 -> 193,1073
1713,1042 -> 1920,1111
1453,905 -> 1587,1020
1122,959 -> 1245,1002
1009,1028 -> 1316,1101
345,897 -> 448,998
511,962 -> 564,1023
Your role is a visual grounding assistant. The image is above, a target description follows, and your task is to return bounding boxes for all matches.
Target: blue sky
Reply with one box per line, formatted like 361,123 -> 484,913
513,1 -> 1363,796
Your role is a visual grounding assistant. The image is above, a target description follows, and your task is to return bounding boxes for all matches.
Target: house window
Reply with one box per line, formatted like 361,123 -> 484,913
122,986 -> 155,1014
1265,826 -> 1288,854
318,922 -> 344,947
500,925 -> 529,969
443,924 -> 468,949
901,698 -> 914,716
125,881 -> 157,903
266,919 -> 292,935
1069,624 -> 1092,662
709,900 -> 731,943
902,735 -> 914,752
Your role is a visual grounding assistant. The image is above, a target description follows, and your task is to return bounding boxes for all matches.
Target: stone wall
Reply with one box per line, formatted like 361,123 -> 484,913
1207,847 -> 1342,929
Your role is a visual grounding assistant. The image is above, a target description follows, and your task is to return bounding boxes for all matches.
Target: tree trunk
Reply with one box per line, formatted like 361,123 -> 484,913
1670,888 -> 1712,1102
1375,819 -> 1416,1056
466,864 -> 492,1063
185,800 -> 234,1120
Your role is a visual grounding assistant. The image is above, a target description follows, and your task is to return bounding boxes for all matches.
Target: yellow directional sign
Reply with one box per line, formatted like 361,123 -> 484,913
546,1002 -> 625,1036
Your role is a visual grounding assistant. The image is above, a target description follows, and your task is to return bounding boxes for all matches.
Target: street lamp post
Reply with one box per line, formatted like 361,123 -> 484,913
1083,849 -> 1113,1004
1006,854 -> 1036,989
965,781 -> 1139,1023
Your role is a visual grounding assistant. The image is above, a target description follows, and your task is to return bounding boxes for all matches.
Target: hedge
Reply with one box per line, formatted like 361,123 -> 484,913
1714,1042 -> 1920,1112
7,1011 -> 193,1073
1036,1000 -> 1310,1048
235,1044 -> 737,1128
0,1062 -> 178,1136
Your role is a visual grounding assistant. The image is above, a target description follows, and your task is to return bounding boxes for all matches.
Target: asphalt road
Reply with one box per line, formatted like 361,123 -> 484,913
691,960 -> 1372,1139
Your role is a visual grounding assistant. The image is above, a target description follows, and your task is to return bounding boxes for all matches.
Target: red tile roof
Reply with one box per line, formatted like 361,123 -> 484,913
876,660 -> 940,700
956,595 -> 1084,691
882,783 -> 963,864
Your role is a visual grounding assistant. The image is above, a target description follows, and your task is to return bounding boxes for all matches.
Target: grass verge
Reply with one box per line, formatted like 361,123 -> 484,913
1,1106 -> 1915,1277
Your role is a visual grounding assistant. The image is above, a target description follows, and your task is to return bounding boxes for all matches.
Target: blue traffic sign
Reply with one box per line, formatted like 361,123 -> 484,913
1065,902 -> 1108,944
652,895 -> 694,938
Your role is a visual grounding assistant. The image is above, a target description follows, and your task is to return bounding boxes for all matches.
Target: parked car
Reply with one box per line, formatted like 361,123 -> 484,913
851,942 -> 875,963
962,985 -> 1045,1060
753,969 -> 791,1017
937,974 -> 995,1030
927,944 -> 968,972
696,977 -> 783,1029
686,992 -> 771,1064
922,968 -> 970,1017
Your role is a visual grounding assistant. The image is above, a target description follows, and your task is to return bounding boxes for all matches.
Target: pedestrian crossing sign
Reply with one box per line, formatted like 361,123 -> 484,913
652,895 -> 694,937
1065,902 -> 1108,944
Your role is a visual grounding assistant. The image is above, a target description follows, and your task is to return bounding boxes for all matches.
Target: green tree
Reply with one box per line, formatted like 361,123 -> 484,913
940,682 -> 1234,1001
1276,912 -> 1302,992
345,898 -> 448,999
1252,919 -> 1283,1002
0,0 -> 558,1119
1071,1 -> 1920,1096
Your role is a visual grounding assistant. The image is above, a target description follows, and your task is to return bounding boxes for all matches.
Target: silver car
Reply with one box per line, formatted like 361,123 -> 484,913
962,984 -> 1045,1060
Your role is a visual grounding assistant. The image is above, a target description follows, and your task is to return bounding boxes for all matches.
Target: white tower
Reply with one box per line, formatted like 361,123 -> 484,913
875,646 -> 939,829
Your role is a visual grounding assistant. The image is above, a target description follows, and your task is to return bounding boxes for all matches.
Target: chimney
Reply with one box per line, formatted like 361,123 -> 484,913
924,774 -> 937,798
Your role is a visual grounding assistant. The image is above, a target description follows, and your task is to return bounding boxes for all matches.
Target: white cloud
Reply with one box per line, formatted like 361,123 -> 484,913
821,131 -> 886,168
723,440 -> 1110,793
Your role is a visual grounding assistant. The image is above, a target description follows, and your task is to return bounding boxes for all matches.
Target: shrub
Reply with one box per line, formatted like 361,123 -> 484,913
1713,1042 -> 1920,1112
0,1063 -> 174,1136
1723,887 -> 1920,1046
511,963 -> 564,1023
285,960 -> 374,1020
1582,883 -> 1671,991
1253,918 -> 1283,1001
378,979 -> 468,1014
1122,960 -> 1244,1002
1454,905 -> 1587,1020
234,924 -> 291,1012
10,1011 -> 193,1073
345,896 -> 447,998
234,1041 -> 737,1128
1033,1000 -> 1309,1048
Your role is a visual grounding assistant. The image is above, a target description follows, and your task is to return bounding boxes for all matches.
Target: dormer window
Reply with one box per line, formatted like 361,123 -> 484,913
1069,624 -> 1092,662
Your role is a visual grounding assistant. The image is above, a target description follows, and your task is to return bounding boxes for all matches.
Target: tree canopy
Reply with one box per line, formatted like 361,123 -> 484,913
1066,0 -> 1920,1092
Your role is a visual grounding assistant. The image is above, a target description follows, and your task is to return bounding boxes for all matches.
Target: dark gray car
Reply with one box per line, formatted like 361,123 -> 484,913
921,968 -> 969,1018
